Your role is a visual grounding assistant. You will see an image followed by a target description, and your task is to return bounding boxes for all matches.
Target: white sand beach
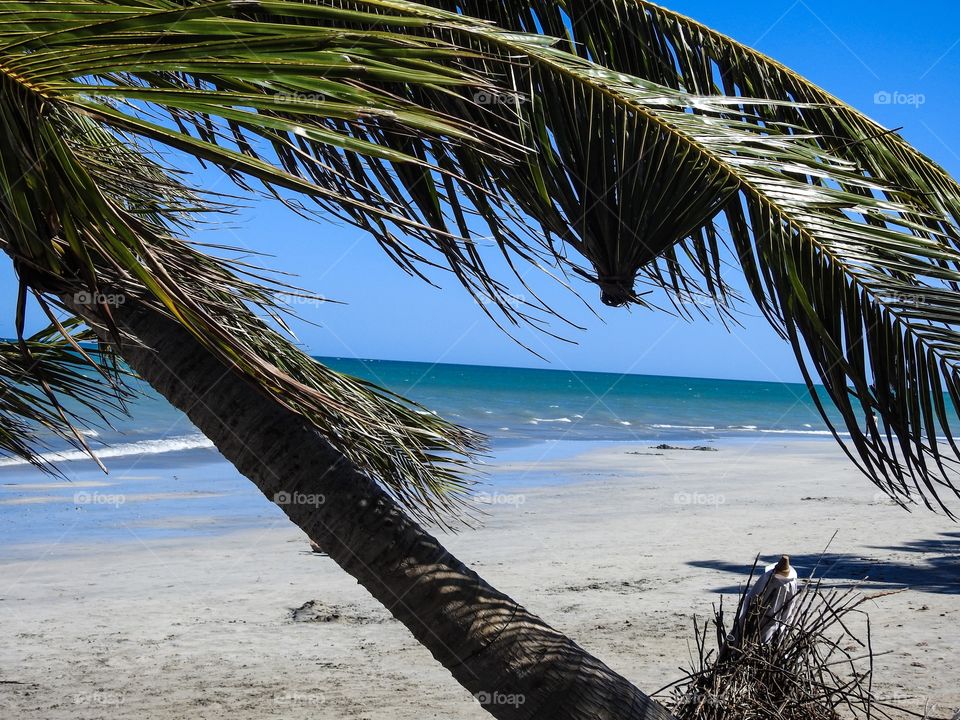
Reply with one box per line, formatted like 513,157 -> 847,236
1,439 -> 958,719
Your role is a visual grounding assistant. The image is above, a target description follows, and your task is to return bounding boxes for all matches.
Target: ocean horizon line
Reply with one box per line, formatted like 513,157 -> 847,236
21,340 -> 812,388
314,354 -> 815,389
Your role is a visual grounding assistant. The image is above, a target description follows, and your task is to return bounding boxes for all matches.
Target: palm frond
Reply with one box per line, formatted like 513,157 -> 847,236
394,0 -> 960,513
2,95 -> 492,524
256,0 -> 960,512
6,0 -> 960,516
429,0 -> 960,286
0,0 -> 568,326
2,0 -> 545,522
0,320 -> 129,468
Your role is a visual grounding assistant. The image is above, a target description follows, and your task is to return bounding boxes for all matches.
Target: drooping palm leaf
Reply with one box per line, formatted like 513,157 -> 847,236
5,0 -> 960,517
262,0 -> 960,512
268,0 -> 960,512
0,0 -> 555,523
428,0 -> 960,286
0,97 -> 496,523
0,320 -> 130,468
0,0 -> 568,323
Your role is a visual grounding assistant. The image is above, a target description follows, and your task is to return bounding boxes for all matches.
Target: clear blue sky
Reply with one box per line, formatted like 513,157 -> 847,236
3,1 -> 959,383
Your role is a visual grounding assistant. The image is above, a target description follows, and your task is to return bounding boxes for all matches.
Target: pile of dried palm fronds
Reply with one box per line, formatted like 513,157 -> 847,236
657,559 -> 942,720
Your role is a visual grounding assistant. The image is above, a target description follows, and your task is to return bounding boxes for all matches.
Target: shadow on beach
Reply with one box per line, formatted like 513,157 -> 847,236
689,532 -> 960,595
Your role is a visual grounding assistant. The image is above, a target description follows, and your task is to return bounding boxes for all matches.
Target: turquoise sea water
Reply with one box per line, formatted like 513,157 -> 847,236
322,357 -> 841,444
0,359 -> 846,548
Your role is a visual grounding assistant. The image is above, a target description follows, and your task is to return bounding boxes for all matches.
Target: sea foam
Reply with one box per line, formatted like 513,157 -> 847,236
0,434 -> 215,468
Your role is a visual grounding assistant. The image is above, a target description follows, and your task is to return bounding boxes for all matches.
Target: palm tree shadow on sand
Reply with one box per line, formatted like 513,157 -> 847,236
690,532 -> 960,595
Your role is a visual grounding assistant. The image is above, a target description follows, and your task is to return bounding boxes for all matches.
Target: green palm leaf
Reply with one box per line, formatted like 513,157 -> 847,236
0,0 -> 544,523
251,0 -> 960,512
431,0 -> 960,254
5,0 -> 960,516
0,0 -> 555,320
0,320 -> 129,468
406,0 -> 960,512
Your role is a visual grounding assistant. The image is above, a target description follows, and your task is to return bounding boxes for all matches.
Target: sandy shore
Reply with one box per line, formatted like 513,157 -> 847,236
1,439 -> 958,718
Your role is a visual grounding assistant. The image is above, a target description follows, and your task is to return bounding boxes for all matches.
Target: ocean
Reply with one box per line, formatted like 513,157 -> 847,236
0,358 -> 846,547
322,358 -> 841,444
2,357 -> 846,465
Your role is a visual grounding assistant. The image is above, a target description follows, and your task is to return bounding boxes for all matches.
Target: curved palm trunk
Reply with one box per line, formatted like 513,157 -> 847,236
87,300 -> 673,720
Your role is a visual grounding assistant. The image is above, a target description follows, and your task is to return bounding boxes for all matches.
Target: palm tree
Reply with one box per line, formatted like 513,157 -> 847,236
2,2 -> 960,718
